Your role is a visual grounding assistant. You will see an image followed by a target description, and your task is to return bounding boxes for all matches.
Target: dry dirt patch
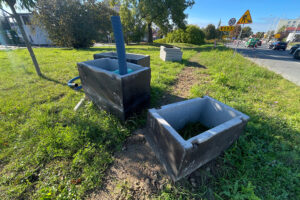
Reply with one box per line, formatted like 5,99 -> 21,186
88,53 -> 212,200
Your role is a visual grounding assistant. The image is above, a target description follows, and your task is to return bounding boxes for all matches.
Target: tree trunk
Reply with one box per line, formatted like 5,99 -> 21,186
147,22 -> 153,43
8,3 -> 42,76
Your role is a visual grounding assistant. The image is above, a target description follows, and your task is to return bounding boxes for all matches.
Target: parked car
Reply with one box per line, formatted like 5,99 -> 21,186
289,44 -> 300,54
256,40 -> 262,46
268,42 -> 287,50
293,48 -> 300,60
245,38 -> 258,48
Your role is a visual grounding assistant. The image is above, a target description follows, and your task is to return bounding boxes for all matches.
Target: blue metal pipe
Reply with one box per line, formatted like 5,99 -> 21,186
111,16 -> 128,75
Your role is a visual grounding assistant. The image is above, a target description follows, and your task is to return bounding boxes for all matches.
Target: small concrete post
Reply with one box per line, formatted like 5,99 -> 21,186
111,16 -> 128,75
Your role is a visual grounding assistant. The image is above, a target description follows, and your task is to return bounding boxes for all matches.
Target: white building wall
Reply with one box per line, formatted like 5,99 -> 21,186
22,25 -> 52,45
276,17 -> 300,32
10,14 -> 52,45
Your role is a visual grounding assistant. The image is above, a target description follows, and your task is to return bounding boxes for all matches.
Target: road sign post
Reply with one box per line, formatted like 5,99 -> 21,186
228,18 -> 236,26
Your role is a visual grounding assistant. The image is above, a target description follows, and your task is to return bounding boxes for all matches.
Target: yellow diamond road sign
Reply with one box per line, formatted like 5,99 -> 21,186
219,26 -> 235,32
237,10 -> 252,24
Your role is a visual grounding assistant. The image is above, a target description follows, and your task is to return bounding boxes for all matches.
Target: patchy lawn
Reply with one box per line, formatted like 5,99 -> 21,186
156,46 -> 300,200
0,44 -> 299,200
0,44 -> 197,199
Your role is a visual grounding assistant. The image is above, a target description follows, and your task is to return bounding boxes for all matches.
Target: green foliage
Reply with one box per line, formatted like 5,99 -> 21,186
119,0 -> 145,43
155,25 -> 205,45
185,25 -> 205,44
34,0 -> 116,48
138,0 -> 194,41
277,25 -> 287,33
266,30 -> 275,40
241,26 -> 253,38
255,32 -> 265,39
204,24 -> 217,40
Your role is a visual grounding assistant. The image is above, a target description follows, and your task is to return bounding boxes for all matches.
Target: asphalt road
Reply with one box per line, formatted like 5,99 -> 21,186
227,43 -> 300,86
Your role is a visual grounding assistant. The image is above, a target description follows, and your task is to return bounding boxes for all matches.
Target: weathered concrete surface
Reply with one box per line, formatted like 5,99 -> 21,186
160,46 -> 183,61
94,52 -> 150,68
78,58 -> 151,120
145,96 -> 249,181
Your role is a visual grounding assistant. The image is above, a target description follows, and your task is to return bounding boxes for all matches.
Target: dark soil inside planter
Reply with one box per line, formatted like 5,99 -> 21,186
178,121 -> 209,140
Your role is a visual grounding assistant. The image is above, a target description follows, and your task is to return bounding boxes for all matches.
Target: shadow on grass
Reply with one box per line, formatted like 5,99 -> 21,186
41,74 -> 65,86
58,44 -> 229,55
181,59 -> 207,69
40,74 -> 84,93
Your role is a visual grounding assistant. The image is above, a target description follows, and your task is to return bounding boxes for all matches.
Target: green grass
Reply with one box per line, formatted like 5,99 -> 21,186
288,42 -> 300,47
178,122 -> 209,140
1,44 -> 299,200
0,44 -> 197,199
156,47 -> 300,200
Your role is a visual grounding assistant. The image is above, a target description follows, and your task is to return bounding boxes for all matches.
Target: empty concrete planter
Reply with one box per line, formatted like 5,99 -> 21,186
145,96 -> 249,181
78,58 -> 151,120
160,46 -> 183,61
94,52 -> 150,68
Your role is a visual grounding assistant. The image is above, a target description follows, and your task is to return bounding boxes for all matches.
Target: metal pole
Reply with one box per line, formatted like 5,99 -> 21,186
234,24 -> 244,55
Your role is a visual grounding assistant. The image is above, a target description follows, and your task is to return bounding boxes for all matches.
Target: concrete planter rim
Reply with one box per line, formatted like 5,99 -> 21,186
95,51 -> 150,58
161,46 -> 181,49
77,58 -> 149,78
149,96 -> 250,148
146,95 -> 250,180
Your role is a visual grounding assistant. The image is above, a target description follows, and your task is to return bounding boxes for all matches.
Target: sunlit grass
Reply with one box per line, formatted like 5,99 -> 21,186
156,47 -> 300,200
0,44 -> 299,199
0,45 -> 197,199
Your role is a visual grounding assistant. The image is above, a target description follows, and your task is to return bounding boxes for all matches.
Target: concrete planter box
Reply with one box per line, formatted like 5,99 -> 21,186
160,46 -> 183,61
78,58 -> 151,121
145,96 -> 249,181
93,52 -> 150,68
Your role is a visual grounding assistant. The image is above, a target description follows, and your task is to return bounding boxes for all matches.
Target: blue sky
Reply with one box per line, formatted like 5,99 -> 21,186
2,0 -> 299,33
185,0 -> 300,33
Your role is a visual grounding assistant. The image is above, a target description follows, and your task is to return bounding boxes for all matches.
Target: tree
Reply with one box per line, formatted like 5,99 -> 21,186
185,25 -> 205,44
241,26 -> 253,38
204,24 -> 217,40
35,0 -> 115,48
0,0 -> 41,76
119,0 -> 145,44
256,32 -> 265,39
277,25 -> 286,33
138,0 -> 194,43
266,30 -> 275,40
230,24 -> 241,39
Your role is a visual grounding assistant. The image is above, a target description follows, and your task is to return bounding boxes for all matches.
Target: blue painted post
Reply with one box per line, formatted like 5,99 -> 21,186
111,16 -> 128,75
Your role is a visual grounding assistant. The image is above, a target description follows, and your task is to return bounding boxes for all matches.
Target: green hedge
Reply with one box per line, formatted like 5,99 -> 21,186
155,25 -> 205,45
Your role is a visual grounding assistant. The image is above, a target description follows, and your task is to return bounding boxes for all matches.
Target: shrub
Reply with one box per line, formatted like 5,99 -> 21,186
154,25 -> 205,45
154,38 -> 167,43
185,25 -> 205,44
204,24 -> 217,40
34,0 -> 116,48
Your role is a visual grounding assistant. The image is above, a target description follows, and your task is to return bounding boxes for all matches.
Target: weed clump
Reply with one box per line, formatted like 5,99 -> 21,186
178,121 -> 209,140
